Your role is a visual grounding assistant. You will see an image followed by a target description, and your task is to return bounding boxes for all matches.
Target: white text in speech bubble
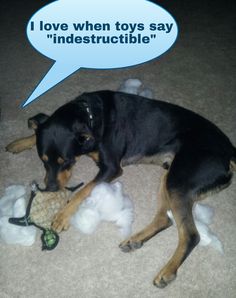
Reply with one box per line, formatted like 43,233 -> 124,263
22,0 -> 178,107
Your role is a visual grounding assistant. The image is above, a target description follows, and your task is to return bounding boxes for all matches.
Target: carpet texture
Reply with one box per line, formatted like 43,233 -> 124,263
0,1 -> 236,297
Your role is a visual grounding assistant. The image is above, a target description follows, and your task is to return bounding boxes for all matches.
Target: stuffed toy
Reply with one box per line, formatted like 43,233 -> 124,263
8,182 -> 83,250
0,181 -> 134,250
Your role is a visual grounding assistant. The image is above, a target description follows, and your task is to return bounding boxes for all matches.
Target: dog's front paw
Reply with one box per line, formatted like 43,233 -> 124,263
119,238 -> 143,253
6,138 -> 33,154
6,140 -> 25,153
52,210 -> 71,233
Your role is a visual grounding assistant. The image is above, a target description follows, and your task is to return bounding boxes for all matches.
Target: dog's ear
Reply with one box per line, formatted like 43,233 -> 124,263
28,113 -> 49,130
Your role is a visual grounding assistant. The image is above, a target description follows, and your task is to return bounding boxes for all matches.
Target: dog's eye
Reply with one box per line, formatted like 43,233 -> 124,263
77,134 -> 91,145
77,135 -> 87,144
57,157 -> 65,165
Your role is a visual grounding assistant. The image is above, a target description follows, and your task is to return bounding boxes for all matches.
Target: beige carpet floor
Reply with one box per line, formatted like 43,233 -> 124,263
0,1 -> 236,297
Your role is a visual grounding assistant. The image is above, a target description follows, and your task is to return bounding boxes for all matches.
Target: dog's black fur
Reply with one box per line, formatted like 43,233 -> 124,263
32,91 -> 235,193
6,90 -> 236,287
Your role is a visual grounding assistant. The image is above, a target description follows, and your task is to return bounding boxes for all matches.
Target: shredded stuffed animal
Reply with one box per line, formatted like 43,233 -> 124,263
9,182 -> 83,250
0,182 -> 134,249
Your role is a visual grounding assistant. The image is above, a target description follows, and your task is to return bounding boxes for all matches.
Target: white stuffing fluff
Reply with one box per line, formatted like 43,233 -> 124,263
118,78 -> 153,99
139,88 -> 154,99
167,203 -> 223,254
0,185 -> 37,246
71,182 -> 134,238
118,78 -> 142,94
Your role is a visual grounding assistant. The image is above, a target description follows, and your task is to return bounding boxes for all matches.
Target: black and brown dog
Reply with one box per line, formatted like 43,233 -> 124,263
6,91 -> 236,287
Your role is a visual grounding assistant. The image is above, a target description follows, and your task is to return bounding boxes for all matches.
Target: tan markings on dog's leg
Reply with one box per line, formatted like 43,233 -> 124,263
88,151 -> 100,163
153,194 -> 200,288
57,169 -> 73,189
120,172 -> 172,252
5,134 -> 36,153
52,181 -> 96,232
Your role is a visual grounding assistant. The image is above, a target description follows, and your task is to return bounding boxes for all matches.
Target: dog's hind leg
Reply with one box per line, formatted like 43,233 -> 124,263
153,194 -> 199,288
5,134 -> 36,153
153,148 -> 233,288
119,171 -> 172,252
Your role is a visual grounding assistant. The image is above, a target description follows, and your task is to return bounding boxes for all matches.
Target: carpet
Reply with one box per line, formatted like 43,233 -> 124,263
0,1 -> 236,297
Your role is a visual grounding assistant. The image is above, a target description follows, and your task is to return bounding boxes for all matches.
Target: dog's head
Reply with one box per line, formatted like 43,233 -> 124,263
29,102 -> 97,191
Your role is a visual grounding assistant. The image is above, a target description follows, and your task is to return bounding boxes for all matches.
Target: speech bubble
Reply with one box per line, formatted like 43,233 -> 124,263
22,0 -> 178,107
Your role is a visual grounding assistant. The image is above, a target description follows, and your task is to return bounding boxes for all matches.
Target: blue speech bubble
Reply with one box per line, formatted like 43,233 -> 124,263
22,0 -> 178,107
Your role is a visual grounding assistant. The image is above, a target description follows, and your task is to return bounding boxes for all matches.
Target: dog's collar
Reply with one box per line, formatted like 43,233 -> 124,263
78,100 -> 94,129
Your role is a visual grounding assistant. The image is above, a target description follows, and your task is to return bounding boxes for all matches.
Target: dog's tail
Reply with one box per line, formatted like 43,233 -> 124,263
230,147 -> 236,171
